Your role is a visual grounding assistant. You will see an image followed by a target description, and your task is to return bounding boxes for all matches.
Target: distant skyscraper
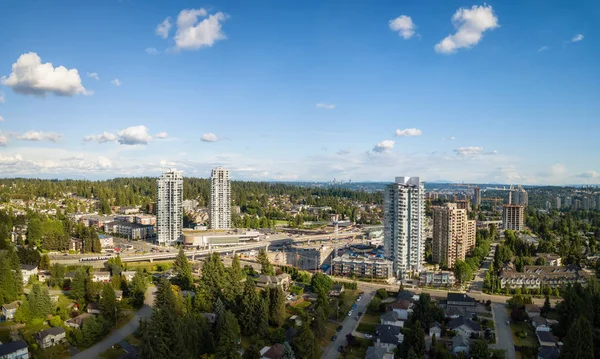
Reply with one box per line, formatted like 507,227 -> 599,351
565,196 -> 572,208
432,203 -> 476,269
596,195 -> 600,211
210,167 -> 231,229
574,199 -> 582,210
582,197 -> 591,210
473,186 -> 481,207
384,176 -> 425,278
555,196 -> 561,210
545,201 -> 552,211
502,205 -> 524,231
156,169 -> 183,245
512,185 -> 528,207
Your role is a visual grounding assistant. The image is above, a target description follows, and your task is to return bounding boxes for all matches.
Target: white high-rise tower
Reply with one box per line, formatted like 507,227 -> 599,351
384,176 -> 426,279
210,167 -> 231,229
156,169 -> 183,245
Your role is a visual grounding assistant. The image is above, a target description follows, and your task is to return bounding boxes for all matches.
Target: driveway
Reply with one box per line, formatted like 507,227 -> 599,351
491,303 -> 515,359
321,290 -> 375,359
71,286 -> 156,359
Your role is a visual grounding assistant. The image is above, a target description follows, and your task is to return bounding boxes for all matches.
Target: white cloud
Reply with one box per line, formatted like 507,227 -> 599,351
0,133 -> 8,146
577,170 -> 600,179
1,52 -> 89,96
373,140 -> 395,153
111,79 -> 121,86
156,17 -> 172,39
86,72 -> 99,80
395,128 -> 422,137
118,126 -> 153,145
145,47 -> 159,55
201,133 -> 218,142
84,131 -> 117,143
316,103 -> 335,110
434,5 -> 499,54
154,132 -> 168,139
537,46 -> 549,52
0,92 -> 5,103
337,149 -> 351,156
449,136 -> 456,140
0,116 -> 3,122
16,131 -> 62,142
389,15 -> 416,39
97,156 -> 113,169
173,8 -> 228,50
454,146 -> 483,156
572,34 -> 584,42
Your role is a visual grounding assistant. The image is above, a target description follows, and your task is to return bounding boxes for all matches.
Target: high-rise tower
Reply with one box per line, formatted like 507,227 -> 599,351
156,169 -> 183,245
210,167 -> 231,229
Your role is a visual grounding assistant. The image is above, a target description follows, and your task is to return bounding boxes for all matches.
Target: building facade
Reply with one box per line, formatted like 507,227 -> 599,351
209,167 -> 231,230
384,176 -> 425,278
511,186 -> 528,206
432,203 -> 476,269
473,187 -> 481,207
156,170 -> 183,245
502,205 -> 525,231
332,254 -> 394,279
555,196 -> 561,209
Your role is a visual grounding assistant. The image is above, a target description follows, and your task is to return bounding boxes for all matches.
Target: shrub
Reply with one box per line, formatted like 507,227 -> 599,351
376,288 -> 388,299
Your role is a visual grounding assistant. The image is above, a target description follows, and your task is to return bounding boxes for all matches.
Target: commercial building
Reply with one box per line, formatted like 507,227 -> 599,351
332,254 -> 394,279
502,205 -> 525,231
432,203 -> 476,269
156,170 -> 183,245
384,176 -> 425,279
182,229 -> 261,248
209,167 -> 231,230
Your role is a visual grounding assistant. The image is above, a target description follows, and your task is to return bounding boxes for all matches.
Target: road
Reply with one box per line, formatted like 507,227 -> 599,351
469,243 -> 497,292
492,303 -> 516,359
321,290 -> 375,359
71,285 -> 156,359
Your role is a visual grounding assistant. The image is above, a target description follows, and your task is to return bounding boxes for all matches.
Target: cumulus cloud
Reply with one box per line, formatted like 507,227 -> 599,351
145,47 -> 159,55
434,5 -> 499,54
395,128 -> 422,137
389,15 -> 416,39
572,34 -> 584,42
577,170 -> 600,178
156,17 -> 172,39
0,92 -> 5,103
154,132 -> 168,139
173,8 -> 228,50
201,133 -> 218,142
84,131 -> 117,143
0,133 -> 8,146
373,140 -> 395,153
97,156 -> 113,169
86,72 -> 99,80
111,79 -> 122,86
1,52 -> 89,96
118,126 -> 153,145
16,131 -> 62,142
537,46 -> 549,52
454,146 -> 483,156
316,103 -> 335,110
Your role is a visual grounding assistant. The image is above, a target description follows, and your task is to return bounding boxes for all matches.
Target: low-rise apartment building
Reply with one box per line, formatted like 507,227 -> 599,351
105,221 -> 154,240
420,271 -> 455,287
332,254 -> 394,279
499,265 -> 589,289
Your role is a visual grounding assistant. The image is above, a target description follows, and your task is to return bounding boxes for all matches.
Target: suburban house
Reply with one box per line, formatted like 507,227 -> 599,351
86,302 -> 101,314
452,334 -> 470,355
65,313 -> 93,329
69,238 -> 83,252
34,327 -> 66,349
388,300 -> 411,320
365,346 -> 394,359
328,284 -> 345,297
37,271 -> 51,283
259,343 -> 283,359
256,273 -> 291,291
0,340 -> 29,359
535,253 -> 562,266
21,264 -> 38,284
446,293 -> 476,309
429,322 -> 442,338
380,311 -> 404,328
374,325 -> 404,351
525,304 -> 541,318
537,346 -> 560,359
448,316 -> 482,338
396,290 -> 418,303
92,271 -> 111,283
2,301 -> 19,321
537,331 -> 558,347
122,271 -> 137,282
532,317 -> 551,332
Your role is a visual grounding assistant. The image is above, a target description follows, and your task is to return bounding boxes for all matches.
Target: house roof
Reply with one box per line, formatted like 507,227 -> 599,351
396,290 -> 416,302
537,331 -> 557,344
67,313 -> 93,325
35,327 -> 66,340
448,316 -> 481,331
375,324 -> 402,345
538,346 -> 560,359
93,271 -> 110,276
87,302 -> 99,311
525,304 -> 541,313
447,293 -> 475,303
389,299 -> 411,310
532,316 -> 548,327
380,311 -> 400,323
452,334 -> 470,348
430,321 -> 442,330
263,343 -> 284,359
21,264 -> 37,271
365,346 -> 390,359
2,301 -> 19,310
0,340 -> 28,356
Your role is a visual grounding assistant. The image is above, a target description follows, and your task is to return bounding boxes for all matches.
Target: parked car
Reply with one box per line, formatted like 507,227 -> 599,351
337,325 -> 343,332
332,335 -> 337,341
348,310 -> 353,316
364,334 -> 372,339
358,311 -> 363,316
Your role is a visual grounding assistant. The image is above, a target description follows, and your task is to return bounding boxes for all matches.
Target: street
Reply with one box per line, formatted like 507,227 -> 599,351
492,303 -> 516,359
321,290 -> 375,359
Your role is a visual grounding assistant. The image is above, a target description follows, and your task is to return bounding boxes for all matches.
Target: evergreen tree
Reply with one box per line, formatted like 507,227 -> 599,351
129,270 -> 148,308
27,217 -> 43,247
541,296 -> 551,317
255,296 -> 269,337
100,283 -> 119,324
216,310 -> 241,359
39,254 -> 50,270
407,348 -> 420,359
239,277 -> 260,335
70,269 -> 88,302
470,339 -> 490,359
560,316 -> 594,359
242,344 -> 261,359
0,256 -> 19,305
174,248 -> 194,290
200,253 -> 226,303
281,342 -> 295,359
257,248 -> 275,275
293,324 -> 319,359
268,287 -> 286,327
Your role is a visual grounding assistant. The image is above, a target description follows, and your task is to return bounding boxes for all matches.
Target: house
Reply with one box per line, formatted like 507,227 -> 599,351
446,293 -> 476,308
115,290 -> 123,302
429,322 -> 442,338
122,271 -> 137,282
365,346 -> 394,359
532,316 -> 551,332
87,302 -> 101,314
537,346 -> 560,359
499,265 -> 589,289
328,284 -> 345,297
525,304 -> 541,318
396,290 -> 418,303
374,325 -> 404,351
37,271 -> 51,283
0,340 -> 29,359
448,316 -> 482,338
35,327 -> 66,349
452,334 -> 470,355
260,343 -> 283,359
2,301 -> 19,321
380,311 -> 404,328
65,313 -> 93,329
92,271 -> 111,283
98,235 -> 114,248
69,238 -> 83,252
21,264 -> 38,284
536,253 -> 562,266
256,273 -> 291,291
388,300 -> 411,320
537,331 -> 558,347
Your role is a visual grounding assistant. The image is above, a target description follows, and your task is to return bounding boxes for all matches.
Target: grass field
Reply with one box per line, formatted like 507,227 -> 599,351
510,321 -> 538,348
99,346 -> 126,359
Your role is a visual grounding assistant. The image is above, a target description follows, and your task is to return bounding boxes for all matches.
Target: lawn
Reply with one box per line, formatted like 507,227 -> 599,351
125,333 -> 142,347
31,343 -> 72,359
0,329 -> 11,343
292,301 -> 312,310
343,337 -> 372,359
99,345 -> 126,359
318,322 -> 339,348
510,321 -> 538,348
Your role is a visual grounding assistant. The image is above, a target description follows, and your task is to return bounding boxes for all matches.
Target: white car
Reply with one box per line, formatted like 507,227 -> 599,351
364,334 -> 372,339
348,310 -> 353,316
286,295 -> 293,301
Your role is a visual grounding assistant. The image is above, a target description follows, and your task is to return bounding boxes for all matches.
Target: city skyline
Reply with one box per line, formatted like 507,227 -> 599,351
0,1 -> 599,184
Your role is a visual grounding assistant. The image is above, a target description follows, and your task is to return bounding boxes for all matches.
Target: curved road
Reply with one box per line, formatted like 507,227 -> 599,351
71,286 -> 156,359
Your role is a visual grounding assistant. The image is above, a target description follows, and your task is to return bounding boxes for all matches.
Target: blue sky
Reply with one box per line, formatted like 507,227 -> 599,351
0,0 -> 598,184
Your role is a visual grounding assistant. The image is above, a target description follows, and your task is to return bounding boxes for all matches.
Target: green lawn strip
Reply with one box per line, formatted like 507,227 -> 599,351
99,345 -> 126,359
509,321 -> 538,348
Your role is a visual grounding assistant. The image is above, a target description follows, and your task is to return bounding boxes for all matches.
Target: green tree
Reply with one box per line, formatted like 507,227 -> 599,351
281,342 -> 295,359
310,272 -> 333,298
257,248 -> 275,275
541,296 -> 551,317
239,278 -> 260,335
293,324 -> 319,359
174,248 -> 193,290
129,270 -> 148,308
268,287 -> 286,327
200,253 -> 226,304
39,254 -> 50,270
470,339 -> 490,359
99,283 -> 119,324
27,217 -> 43,247
216,310 -> 241,359
560,316 -> 594,359
70,269 -> 88,302
454,260 -> 473,285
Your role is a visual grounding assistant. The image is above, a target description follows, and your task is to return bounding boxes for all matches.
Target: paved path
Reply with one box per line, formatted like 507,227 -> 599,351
322,290 -> 375,359
71,286 -> 156,359
492,303 -> 516,359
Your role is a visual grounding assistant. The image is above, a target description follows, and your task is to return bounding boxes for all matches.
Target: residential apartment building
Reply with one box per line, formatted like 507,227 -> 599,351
564,197 -> 572,208
209,167 -> 231,230
555,196 -> 561,209
473,187 -> 481,207
105,221 -> 154,240
502,205 -> 525,231
499,265 -> 589,289
432,203 -> 476,269
156,170 -> 183,245
511,185 -> 528,206
384,176 -> 425,279
420,271 -> 455,287
455,200 -> 471,212
332,254 -> 394,279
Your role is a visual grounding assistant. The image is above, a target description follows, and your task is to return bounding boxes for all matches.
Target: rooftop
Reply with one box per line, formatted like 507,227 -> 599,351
375,324 -> 402,345
537,331 -> 557,344
21,264 -> 37,271
35,327 -> 66,340
0,340 -> 28,356
447,293 -> 475,304
448,316 -> 481,332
